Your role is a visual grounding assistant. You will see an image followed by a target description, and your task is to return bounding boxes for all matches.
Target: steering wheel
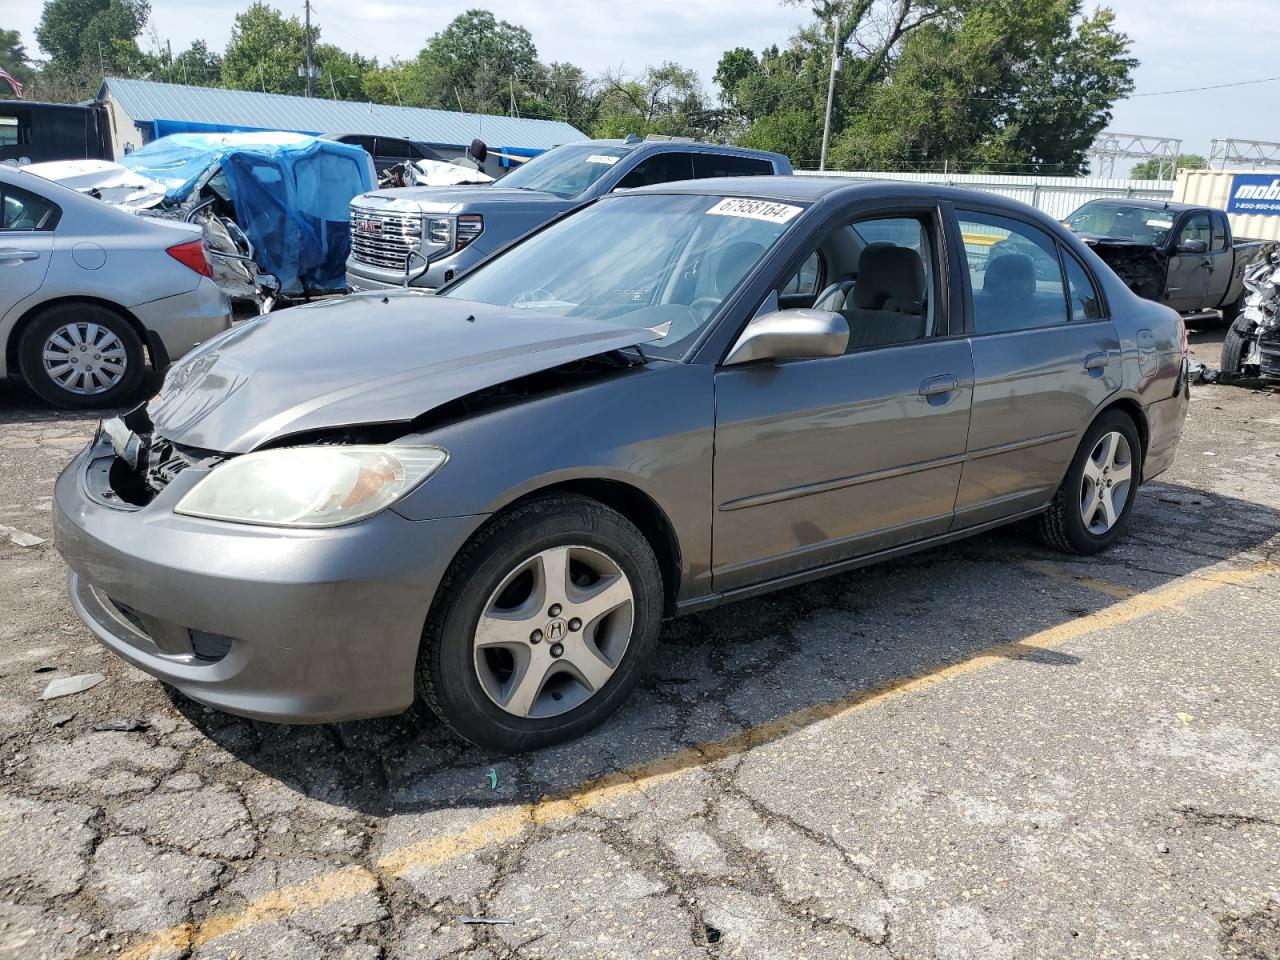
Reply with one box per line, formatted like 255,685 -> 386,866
509,288 -> 556,308
690,296 -> 722,318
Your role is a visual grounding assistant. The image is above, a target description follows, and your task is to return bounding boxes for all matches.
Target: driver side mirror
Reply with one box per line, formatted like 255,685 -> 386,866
724,309 -> 849,366
1177,238 -> 1209,255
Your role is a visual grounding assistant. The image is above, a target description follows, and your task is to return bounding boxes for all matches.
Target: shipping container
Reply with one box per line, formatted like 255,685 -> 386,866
1173,169 -> 1280,243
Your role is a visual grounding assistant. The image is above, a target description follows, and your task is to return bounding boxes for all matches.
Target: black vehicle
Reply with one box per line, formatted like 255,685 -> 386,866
0,100 -> 113,164
322,133 -> 446,175
1064,198 -> 1273,324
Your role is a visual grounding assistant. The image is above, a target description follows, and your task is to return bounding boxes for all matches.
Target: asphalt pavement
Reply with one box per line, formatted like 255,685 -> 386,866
1,327 -> 1277,960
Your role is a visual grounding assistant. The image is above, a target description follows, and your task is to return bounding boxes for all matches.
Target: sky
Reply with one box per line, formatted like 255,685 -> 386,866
6,0 -> 1279,164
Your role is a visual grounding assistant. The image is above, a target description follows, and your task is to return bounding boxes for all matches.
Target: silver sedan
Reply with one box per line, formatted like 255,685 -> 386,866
0,163 -> 230,408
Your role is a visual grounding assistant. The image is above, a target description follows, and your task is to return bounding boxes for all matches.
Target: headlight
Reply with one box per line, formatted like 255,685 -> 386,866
174,444 -> 448,527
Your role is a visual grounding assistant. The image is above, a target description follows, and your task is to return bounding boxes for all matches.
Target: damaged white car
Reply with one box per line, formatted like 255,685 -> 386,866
1220,245 -> 1280,381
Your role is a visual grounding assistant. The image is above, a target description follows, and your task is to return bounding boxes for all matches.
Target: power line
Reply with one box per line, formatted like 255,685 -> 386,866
1123,75 -> 1280,98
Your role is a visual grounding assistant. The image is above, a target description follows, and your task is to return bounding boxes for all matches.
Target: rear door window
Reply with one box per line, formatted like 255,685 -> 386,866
616,152 -> 696,189
693,154 -> 774,178
957,211 -> 1069,333
376,137 -> 412,160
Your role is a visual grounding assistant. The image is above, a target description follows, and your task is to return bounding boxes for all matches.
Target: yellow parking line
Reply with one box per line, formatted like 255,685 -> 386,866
1022,559 -> 1141,599
112,561 -> 1276,960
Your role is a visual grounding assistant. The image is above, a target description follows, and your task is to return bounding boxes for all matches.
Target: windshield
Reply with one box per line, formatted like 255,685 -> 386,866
1066,201 -> 1175,244
498,144 -> 633,198
442,193 -> 806,358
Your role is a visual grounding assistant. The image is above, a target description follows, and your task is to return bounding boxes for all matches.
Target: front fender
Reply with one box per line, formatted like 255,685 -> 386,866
390,361 -> 716,601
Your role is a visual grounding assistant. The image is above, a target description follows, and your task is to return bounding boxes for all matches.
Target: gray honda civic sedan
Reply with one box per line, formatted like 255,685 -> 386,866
54,177 -> 1189,750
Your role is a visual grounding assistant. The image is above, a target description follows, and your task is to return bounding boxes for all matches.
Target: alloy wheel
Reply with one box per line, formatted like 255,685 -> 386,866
41,322 -> 128,396
1079,430 -> 1133,535
473,544 -> 635,719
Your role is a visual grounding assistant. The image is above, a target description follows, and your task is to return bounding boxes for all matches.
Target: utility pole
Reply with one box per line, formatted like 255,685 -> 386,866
819,14 -> 840,172
166,39 -> 173,82
304,0 -> 315,97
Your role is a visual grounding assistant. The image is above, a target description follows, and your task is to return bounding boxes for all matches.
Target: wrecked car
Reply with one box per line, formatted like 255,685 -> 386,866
1065,198 -> 1274,324
54,179 -> 1187,750
0,162 -> 230,408
1220,244 -> 1280,381
31,132 -> 374,310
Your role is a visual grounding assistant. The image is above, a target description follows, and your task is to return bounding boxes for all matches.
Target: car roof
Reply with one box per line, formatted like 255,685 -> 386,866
561,139 -> 786,161
1076,196 -> 1200,214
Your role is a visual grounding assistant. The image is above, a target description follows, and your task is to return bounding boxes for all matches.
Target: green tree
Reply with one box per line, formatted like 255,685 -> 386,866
168,39 -> 223,87
715,42 -> 828,161
221,2 -> 308,95
408,9 -> 540,114
35,0 -> 150,74
593,62 -> 717,139
221,2 -> 369,99
830,0 -> 1136,174
0,29 -> 36,98
1131,154 -> 1206,179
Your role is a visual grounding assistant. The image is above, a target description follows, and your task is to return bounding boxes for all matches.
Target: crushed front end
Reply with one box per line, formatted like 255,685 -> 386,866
52,409 -> 478,723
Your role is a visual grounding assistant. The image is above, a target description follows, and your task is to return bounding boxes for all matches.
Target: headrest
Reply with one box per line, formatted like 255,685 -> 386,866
715,241 -> 765,295
983,254 -> 1035,299
852,245 -> 925,312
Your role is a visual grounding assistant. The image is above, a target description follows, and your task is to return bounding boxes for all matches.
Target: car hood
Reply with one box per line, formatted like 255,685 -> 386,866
351,186 -> 569,216
147,292 -> 661,453
1071,230 -> 1159,251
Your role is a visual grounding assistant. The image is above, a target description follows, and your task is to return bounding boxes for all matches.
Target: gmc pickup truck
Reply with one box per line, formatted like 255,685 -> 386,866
345,137 -> 792,291
1064,198 -> 1274,324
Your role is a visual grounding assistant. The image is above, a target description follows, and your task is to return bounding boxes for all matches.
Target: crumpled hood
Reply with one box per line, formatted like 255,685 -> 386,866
147,292 -> 659,453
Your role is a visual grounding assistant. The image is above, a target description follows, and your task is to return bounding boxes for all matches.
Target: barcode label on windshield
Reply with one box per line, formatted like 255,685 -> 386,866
707,198 -> 802,223
585,154 -> 620,165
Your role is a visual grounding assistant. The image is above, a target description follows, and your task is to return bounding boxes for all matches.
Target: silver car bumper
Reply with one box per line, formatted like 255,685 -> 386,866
53,436 -> 484,723
131,277 -> 232,366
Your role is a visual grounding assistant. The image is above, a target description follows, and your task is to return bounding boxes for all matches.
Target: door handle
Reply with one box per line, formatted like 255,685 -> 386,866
919,374 -> 959,397
0,249 -> 40,264
1083,351 -> 1109,372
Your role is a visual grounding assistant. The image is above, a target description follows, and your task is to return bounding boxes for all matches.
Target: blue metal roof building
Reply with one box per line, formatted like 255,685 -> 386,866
98,77 -> 586,155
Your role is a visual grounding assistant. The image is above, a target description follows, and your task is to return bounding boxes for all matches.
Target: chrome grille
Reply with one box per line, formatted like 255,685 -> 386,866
350,208 -> 423,270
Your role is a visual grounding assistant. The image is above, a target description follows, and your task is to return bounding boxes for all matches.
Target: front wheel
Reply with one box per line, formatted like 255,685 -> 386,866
1220,325 -> 1253,379
417,494 -> 664,752
1038,411 -> 1142,555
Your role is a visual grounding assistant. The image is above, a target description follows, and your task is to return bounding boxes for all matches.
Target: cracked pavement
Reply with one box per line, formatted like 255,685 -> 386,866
2,328 -> 1279,960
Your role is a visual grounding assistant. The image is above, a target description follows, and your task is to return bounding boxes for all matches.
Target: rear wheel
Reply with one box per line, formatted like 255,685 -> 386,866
417,494 -> 663,752
1038,411 -> 1142,555
18,303 -> 145,409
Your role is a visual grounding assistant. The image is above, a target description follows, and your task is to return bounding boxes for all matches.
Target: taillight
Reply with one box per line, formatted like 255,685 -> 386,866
456,214 -> 483,251
166,239 -> 212,278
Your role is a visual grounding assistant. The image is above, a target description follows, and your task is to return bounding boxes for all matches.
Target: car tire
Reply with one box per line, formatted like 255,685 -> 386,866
1038,410 -> 1143,556
18,303 -> 146,409
417,494 -> 664,752
1220,325 -> 1250,378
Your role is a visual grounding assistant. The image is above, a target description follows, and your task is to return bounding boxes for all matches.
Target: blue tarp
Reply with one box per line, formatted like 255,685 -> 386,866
118,132 -> 375,295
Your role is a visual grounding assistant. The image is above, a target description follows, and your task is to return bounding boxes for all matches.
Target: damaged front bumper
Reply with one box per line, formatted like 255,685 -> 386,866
53,431 -> 481,723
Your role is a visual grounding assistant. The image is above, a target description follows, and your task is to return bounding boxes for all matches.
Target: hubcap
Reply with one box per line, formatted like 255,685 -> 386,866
473,544 -> 635,719
1080,430 -> 1133,535
41,322 -> 127,396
